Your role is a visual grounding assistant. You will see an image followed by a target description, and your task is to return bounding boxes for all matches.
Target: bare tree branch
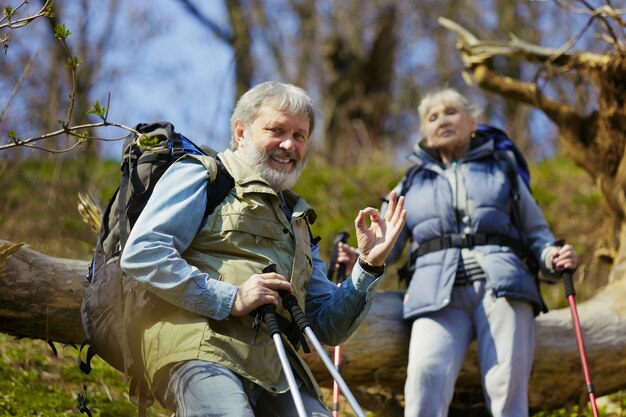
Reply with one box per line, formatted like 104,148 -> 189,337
0,49 -> 38,125
176,0 -> 232,43
439,16 -> 612,71
1,121 -> 138,152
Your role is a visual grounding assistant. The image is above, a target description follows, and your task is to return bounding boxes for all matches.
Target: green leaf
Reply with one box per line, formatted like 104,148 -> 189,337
53,23 -> 71,40
138,135 -> 160,148
7,130 -> 17,141
65,55 -> 81,69
88,101 -> 107,119
45,2 -> 56,18
3,6 -> 16,19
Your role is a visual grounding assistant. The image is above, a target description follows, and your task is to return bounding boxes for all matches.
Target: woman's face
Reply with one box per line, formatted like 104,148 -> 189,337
422,102 -> 476,156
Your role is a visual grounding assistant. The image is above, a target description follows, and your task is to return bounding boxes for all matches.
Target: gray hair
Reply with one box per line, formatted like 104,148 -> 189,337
230,81 -> 316,150
417,88 -> 482,137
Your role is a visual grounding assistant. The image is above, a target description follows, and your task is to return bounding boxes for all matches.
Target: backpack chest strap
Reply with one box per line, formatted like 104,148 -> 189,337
413,233 -> 529,260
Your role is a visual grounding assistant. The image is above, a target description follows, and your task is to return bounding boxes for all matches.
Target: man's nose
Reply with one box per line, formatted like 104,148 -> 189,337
279,136 -> 296,151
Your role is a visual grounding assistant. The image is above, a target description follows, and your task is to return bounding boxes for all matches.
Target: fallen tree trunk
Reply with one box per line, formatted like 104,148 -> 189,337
2,239 -> 626,414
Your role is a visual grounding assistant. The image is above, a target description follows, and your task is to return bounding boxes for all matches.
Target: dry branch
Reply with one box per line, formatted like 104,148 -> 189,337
438,17 -> 611,70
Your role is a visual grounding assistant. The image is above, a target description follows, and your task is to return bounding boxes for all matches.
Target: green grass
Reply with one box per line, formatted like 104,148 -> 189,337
0,333 -> 170,417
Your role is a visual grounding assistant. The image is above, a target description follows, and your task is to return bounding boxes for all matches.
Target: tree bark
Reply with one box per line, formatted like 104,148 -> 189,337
2,239 -> 626,413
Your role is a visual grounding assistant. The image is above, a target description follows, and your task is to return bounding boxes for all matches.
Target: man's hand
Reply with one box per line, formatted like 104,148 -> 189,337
354,191 -> 407,267
230,271 -> 293,317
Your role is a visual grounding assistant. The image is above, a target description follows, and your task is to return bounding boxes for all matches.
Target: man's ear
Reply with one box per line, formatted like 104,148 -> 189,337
233,120 -> 246,148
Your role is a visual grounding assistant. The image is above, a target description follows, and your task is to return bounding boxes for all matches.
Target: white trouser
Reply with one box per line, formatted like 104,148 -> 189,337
404,280 -> 535,417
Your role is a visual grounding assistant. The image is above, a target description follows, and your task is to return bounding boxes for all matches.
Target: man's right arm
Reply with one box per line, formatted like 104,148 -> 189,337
120,158 -> 238,320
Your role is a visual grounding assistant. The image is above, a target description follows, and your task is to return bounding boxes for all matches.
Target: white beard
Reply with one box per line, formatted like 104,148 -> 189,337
237,135 -> 307,191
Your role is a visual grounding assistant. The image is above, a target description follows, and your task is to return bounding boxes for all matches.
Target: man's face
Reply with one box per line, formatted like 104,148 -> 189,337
234,107 -> 310,191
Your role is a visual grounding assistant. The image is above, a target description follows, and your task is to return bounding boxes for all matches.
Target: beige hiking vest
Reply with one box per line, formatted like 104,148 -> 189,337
140,149 -> 321,396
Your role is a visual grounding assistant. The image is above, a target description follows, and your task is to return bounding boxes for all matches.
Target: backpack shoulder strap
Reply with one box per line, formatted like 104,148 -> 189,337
494,149 -> 521,203
205,156 -> 235,218
177,153 -> 235,218
399,164 -> 421,197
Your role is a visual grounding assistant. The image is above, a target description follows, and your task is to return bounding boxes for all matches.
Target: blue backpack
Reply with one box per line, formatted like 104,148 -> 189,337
476,124 -> 530,191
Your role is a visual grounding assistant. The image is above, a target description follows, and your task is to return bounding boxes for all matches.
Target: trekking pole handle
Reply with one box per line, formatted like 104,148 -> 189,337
251,264 -> 282,336
561,269 -> 576,298
278,290 -> 311,332
257,305 -> 281,336
260,262 -> 312,332
553,239 -> 577,297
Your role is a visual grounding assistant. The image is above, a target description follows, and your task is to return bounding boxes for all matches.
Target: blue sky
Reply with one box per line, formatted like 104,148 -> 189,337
93,1 -> 236,158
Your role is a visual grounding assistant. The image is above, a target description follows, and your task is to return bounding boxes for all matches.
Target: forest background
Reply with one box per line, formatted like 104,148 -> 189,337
1,0 -> 624,416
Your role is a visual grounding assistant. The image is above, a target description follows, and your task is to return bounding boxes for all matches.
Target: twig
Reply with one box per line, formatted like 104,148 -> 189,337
1,121 -> 138,152
0,48 -> 38,125
0,0 -> 52,31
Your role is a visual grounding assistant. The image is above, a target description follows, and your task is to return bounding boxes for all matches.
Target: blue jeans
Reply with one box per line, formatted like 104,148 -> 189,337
404,280 -> 536,417
155,360 -> 332,417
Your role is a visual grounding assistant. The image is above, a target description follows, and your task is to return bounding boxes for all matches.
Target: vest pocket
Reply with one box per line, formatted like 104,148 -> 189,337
220,213 -> 282,241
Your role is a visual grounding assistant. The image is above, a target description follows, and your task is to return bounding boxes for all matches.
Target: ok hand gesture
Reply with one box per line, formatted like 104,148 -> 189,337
354,191 -> 406,267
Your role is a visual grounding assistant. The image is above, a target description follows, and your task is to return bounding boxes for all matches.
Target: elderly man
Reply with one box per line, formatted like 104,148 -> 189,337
121,81 -> 406,416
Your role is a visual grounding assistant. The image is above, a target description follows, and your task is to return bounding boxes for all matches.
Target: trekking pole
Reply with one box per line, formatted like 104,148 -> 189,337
278,290 -> 367,417
255,266 -> 307,417
561,268 -> 600,417
327,231 -> 349,417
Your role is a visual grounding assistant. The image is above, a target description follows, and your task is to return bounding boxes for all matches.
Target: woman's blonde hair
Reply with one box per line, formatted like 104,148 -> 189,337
417,88 -> 482,137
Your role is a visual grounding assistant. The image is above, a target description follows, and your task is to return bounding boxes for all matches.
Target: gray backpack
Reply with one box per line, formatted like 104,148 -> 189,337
78,122 -> 234,416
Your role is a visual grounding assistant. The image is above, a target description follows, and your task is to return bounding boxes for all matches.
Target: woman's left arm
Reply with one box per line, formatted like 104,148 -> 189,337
514,175 -> 578,272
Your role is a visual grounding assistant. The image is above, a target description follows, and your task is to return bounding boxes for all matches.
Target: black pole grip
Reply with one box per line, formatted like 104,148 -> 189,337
251,264 -> 281,335
279,290 -> 311,332
259,304 -> 281,336
562,270 -> 576,298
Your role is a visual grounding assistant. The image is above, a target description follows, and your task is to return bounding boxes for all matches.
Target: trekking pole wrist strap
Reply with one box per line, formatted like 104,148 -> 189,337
358,258 -> 385,276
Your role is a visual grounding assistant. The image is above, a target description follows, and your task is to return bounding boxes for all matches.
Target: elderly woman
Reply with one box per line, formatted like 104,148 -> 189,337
379,88 -> 578,417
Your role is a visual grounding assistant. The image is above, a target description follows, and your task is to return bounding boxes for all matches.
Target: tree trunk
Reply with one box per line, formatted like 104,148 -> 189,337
2,239 -> 626,414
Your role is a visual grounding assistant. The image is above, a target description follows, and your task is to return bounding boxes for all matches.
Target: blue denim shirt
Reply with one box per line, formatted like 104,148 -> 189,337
121,157 -> 383,344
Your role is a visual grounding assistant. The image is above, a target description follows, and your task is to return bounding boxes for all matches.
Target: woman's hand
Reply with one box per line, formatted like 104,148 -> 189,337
334,242 -> 358,277
551,244 -> 578,272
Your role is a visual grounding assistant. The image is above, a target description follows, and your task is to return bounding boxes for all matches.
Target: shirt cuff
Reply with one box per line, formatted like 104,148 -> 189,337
351,259 -> 383,293
541,246 -> 557,274
200,280 -> 239,320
